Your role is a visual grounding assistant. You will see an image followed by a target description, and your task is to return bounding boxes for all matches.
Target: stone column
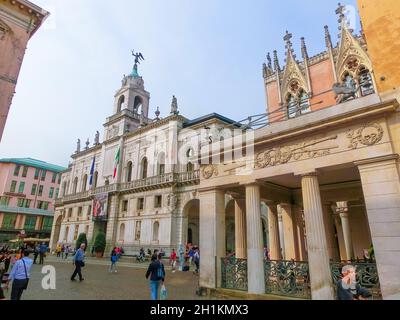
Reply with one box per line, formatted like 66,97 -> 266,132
267,204 -> 281,260
322,203 -> 339,261
335,202 -> 353,260
0,213 -> 4,228
199,189 -> 225,289
277,211 -> 285,259
234,199 -> 247,259
301,172 -> 334,300
245,184 -> 265,294
279,204 -> 297,260
356,156 -> 400,300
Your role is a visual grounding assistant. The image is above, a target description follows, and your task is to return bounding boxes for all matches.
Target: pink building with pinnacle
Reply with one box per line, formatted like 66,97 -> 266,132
0,158 -> 65,242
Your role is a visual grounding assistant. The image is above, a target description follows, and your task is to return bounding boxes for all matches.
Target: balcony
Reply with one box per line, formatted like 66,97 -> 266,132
0,205 -> 54,217
55,170 -> 200,205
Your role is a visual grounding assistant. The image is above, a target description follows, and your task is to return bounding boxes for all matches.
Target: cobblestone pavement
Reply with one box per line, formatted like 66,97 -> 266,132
3,257 -> 203,300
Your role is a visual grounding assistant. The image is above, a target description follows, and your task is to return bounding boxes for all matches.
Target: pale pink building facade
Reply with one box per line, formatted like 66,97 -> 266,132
0,158 -> 65,242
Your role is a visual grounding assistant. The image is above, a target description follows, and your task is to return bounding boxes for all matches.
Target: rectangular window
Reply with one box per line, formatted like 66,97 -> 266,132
135,221 -> 141,241
55,188 -> 59,199
78,207 -> 82,217
2,214 -> 17,229
24,216 -> 37,230
24,199 -> 31,208
18,198 -> 31,208
31,184 -> 37,196
49,187 -> 54,198
17,198 -> 24,207
0,196 -> 10,206
154,195 -> 162,208
38,185 -> 43,196
37,201 -> 42,209
58,174 -> 61,184
18,182 -> 25,194
34,168 -> 39,180
10,180 -> 17,193
41,170 -> 47,181
52,172 -> 57,183
14,165 -> 20,176
74,227 -> 79,240
137,198 -> 144,210
43,202 -> 49,210
42,217 -> 53,231
122,200 -> 128,212
22,166 -> 28,178
68,208 -> 72,218
87,205 -> 92,218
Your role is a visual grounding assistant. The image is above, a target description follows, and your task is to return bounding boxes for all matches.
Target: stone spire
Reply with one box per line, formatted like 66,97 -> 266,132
284,30 -> 296,62
267,52 -> 272,69
300,37 -> 309,60
170,95 -> 179,115
273,50 -> 281,72
324,25 -> 333,49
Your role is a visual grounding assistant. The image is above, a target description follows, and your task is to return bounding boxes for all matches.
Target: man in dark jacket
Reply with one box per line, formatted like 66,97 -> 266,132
145,253 -> 165,300
337,265 -> 372,300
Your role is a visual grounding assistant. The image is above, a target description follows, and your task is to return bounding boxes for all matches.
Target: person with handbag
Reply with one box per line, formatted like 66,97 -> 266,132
5,250 -> 32,300
71,243 -> 86,282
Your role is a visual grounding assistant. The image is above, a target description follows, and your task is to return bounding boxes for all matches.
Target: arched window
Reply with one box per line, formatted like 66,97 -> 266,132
157,153 -> 165,176
152,221 -> 159,241
299,91 -> 311,115
287,94 -> 297,119
82,174 -> 88,192
126,162 -> 133,182
93,171 -> 98,188
187,162 -> 194,172
344,73 -> 356,91
117,95 -> 125,112
358,66 -> 374,96
72,177 -> 78,194
140,157 -> 148,179
134,96 -> 143,114
186,148 -> 195,172
119,223 -> 125,241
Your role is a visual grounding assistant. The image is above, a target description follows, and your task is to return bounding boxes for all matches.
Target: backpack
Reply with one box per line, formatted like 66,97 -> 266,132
157,261 -> 164,280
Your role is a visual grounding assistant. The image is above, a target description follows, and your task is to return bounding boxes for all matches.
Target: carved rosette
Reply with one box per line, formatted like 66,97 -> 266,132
347,123 -> 384,149
201,165 -> 218,179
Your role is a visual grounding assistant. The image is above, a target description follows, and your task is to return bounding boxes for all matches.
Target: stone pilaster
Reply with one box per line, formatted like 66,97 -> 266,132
267,204 -> 281,260
199,189 -> 225,289
301,172 -> 334,300
277,211 -> 285,259
279,204 -> 297,260
322,203 -> 339,261
105,194 -> 120,254
234,199 -> 247,259
35,216 -> 43,231
357,156 -> 400,300
336,202 -> 354,260
245,184 -> 265,294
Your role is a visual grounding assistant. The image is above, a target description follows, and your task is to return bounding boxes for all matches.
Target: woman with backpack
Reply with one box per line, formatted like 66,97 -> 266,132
145,253 -> 165,300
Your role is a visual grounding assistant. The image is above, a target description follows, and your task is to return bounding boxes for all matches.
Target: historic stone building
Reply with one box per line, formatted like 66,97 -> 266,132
0,0 -> 49,141
50,58 -> 267,256
198,4 -> 400,300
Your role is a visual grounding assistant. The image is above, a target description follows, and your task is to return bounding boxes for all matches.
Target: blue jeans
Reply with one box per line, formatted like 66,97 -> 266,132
150,280 -> 160,300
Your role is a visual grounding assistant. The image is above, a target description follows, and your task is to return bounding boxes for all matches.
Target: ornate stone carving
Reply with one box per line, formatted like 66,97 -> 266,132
256,135 -> 338,168
346,123 -> 383,149
202,164 -> 218,179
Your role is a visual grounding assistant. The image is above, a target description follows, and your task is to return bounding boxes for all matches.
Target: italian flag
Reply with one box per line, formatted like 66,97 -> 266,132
113,147 -> 121,179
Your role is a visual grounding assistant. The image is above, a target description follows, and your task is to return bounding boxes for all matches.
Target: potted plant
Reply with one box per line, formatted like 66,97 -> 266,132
94,231 -> 106,258
76,233 -> 88,251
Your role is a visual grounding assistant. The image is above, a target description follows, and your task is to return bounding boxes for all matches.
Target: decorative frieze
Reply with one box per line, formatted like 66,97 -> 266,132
256,135 -> 338,168
202,164 -> 218,179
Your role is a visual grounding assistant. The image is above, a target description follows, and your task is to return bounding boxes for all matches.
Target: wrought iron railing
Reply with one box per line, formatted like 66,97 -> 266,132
221,257 -> 248,292
264,260 -> 310,299
330,261 -> 381,300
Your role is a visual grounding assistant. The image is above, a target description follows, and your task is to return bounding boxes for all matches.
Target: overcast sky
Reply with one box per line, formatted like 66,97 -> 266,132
0,0 -> 358,167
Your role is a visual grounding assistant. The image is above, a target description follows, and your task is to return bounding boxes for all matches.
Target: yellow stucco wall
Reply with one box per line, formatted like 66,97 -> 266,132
358,0 -> 400,98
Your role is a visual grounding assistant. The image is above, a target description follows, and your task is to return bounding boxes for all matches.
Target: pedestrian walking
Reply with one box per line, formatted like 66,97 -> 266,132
56,243 -> 62,258
65,245 -> 70,260
39,242 -> 47,265
33,245 -> 39,264
145,253 -> 165,300
5,250 -> 32,300
169,249 -> 177,273
109,248 -> 118,273
193,248 -> 200,274
71,243 -> 86,282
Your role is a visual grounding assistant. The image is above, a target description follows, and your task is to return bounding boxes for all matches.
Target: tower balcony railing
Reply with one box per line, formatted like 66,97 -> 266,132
120,172 -> 175,192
